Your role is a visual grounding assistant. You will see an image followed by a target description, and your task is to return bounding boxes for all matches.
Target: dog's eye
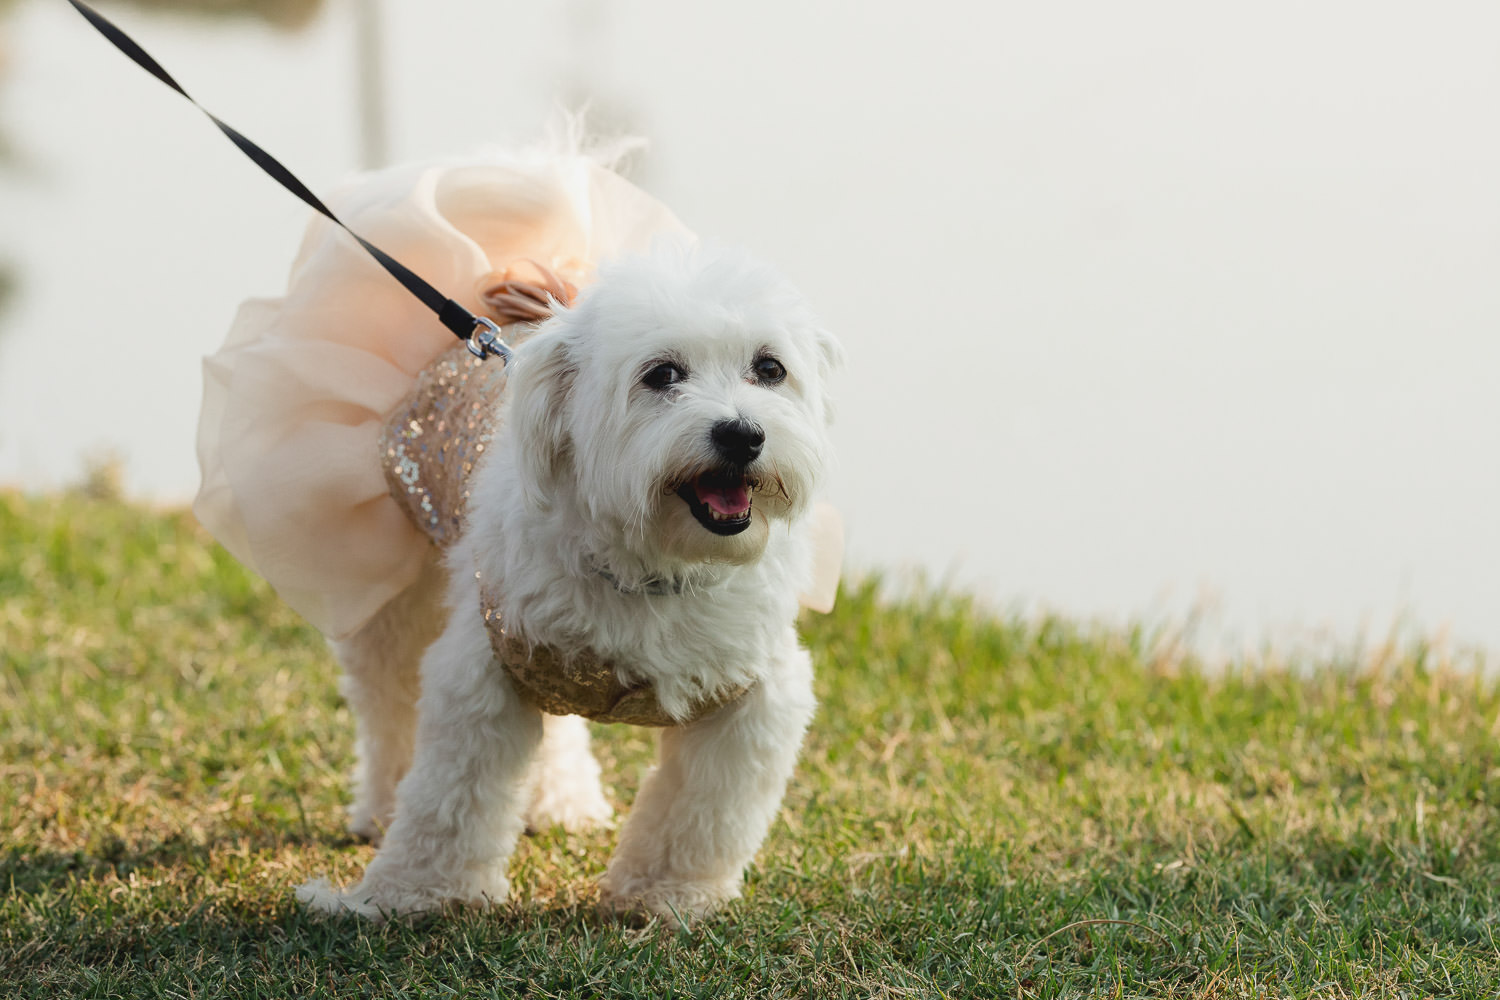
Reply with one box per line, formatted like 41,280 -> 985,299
752,356 -> 787,385
642,362 -> 686,390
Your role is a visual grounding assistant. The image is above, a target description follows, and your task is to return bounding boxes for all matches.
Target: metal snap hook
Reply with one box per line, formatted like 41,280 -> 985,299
466,317 -> 513,362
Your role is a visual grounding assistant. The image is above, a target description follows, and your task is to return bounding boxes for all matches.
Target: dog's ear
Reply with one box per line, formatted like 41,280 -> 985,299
809,325 -> 845,424
506,327 -> 576,509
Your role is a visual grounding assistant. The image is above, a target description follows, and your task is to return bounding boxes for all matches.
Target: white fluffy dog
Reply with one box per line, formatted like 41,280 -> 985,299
296,242 -> 842,921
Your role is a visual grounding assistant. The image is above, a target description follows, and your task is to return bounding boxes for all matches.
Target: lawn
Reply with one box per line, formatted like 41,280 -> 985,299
3,488 -> 1500,998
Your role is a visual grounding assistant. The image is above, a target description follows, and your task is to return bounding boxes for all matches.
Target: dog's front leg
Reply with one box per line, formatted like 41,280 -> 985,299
598,640 -> 815,922
299,582 -> 542,919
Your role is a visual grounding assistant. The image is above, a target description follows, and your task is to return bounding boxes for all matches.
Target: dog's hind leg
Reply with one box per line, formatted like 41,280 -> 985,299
598,636 -> 816,922
330,553 -> 447,844
524,714 -> 614,833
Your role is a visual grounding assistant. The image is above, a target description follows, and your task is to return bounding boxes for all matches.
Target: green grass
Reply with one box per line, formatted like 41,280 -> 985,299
4,489 -> 1500,998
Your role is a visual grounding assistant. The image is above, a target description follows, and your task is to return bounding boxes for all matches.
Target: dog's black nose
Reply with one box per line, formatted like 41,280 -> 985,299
711,419 -> 765,466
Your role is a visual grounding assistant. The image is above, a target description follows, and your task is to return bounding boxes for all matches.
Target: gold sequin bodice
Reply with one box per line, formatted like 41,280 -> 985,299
381,342 -> 506,548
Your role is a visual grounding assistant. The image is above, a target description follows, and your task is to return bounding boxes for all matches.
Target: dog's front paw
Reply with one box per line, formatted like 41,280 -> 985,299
297,878 -> 399,920
596,872 -> 740,925
297,866 -> 510,921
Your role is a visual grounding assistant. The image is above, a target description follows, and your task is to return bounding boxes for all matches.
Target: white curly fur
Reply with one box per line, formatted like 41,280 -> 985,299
297,240 -> 841,922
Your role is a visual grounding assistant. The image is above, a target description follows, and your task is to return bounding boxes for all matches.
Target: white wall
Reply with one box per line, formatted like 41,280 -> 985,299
2,0 -> 1496,655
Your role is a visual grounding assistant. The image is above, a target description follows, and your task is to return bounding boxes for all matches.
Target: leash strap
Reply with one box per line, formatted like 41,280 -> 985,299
67,0 -> 511,362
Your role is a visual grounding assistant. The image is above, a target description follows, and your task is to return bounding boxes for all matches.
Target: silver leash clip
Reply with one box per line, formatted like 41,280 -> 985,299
466,316 -> 513,363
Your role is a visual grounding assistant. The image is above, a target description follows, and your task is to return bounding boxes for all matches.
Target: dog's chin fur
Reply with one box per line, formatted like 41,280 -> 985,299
300,240 -> 843,924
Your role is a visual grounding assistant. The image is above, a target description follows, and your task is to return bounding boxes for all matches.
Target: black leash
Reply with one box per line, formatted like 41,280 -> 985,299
67,0 -> 511,362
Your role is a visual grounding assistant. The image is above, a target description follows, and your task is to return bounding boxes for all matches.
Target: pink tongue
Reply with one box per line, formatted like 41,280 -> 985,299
697,480 -> 751,516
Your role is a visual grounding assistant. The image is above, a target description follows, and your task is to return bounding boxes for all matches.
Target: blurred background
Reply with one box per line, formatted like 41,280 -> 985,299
0,0 -> 1496,657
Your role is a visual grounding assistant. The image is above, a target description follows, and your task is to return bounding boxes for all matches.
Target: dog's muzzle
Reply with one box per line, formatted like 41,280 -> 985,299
673,419 -> 766,535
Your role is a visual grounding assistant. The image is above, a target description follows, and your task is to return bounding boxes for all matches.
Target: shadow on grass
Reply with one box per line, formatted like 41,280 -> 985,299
0,822 -> 350,896
0,882 -> 688,999
9,828 -> 1500,996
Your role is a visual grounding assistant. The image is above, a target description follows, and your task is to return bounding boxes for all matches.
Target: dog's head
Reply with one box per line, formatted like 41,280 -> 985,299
504,241 -> 841,569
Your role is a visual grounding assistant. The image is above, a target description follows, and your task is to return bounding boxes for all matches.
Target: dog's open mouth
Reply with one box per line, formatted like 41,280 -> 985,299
676,471 -> 755,536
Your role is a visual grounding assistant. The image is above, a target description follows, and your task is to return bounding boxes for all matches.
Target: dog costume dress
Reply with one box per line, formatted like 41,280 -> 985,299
194,149 -> 840,724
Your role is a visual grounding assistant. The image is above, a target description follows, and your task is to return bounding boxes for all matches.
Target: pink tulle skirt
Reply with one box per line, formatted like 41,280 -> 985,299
194,151 -> 692,638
